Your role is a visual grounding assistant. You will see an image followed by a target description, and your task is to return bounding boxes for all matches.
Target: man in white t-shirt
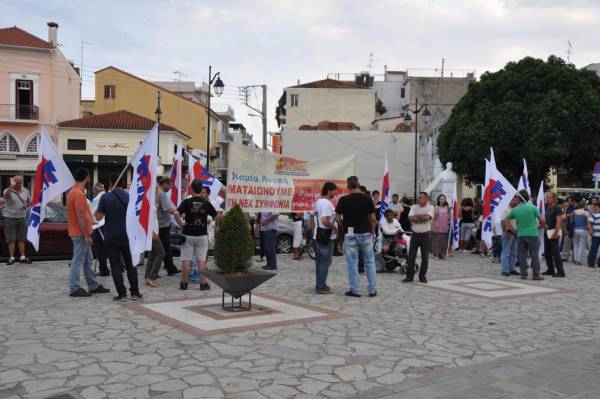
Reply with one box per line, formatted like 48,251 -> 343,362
380,208 -> 403,253
404,192 -> 434,284
313,182 -> 338,294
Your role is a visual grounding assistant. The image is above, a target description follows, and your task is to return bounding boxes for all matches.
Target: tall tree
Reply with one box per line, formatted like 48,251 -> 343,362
437,56 -> 600,187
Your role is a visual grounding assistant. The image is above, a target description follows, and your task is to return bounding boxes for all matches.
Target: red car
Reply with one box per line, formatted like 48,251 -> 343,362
0,202 -> 73,260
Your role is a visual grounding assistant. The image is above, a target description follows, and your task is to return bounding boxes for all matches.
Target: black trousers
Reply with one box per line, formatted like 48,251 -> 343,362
105,236 -> 139,297
544,234 -> 565,275
158,226 -> 177,274
407,232 -> 430,279
92,229 -> 109,275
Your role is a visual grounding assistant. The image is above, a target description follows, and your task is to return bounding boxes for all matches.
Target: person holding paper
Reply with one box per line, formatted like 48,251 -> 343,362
542,192 -> 566,277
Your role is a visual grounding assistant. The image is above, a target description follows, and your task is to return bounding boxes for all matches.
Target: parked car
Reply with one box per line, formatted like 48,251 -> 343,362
0,202 -> 73,260
170,215 -> 296,257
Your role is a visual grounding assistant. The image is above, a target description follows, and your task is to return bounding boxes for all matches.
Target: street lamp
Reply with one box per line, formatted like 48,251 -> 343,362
155,91 -> 162,156
403,98 -> 430,200
206,66 -> 225,171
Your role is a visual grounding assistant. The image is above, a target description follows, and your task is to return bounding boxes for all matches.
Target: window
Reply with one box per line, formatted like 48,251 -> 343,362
290,94 -> 299,107
67,139 -> 86,150
104,85 -> 116,99
0,133 -> 20,153
400,88 -> 406,98
26,134 -> 39,153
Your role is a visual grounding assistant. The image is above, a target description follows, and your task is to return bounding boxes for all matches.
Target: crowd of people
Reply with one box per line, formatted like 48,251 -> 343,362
5,170 -> 600,301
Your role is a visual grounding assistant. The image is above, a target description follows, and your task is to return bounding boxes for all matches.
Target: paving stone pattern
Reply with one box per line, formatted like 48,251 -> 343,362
1,253 -> 599,398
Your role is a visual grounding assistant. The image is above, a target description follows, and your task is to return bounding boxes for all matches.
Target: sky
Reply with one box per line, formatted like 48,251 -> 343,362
2,0 -> 600,148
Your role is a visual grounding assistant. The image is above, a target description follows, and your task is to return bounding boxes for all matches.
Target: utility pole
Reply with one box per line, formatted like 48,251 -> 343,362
79,41 -> 92,102
240,84 -> 268,150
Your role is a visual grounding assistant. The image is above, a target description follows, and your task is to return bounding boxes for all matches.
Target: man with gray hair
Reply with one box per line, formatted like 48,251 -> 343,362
3,175 -> 32,265
90,182 -> 109,276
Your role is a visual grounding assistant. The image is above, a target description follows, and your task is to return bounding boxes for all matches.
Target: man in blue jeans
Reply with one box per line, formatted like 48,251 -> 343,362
500,196 -> 520,276
260,212 -> 279,270
335,176 -> 377,297
314,182 -> 338,294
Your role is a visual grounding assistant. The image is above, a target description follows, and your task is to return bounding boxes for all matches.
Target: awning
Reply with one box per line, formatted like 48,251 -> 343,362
64,154 -> 93,164
0,156 -> 37,172
98,155 -> 127,165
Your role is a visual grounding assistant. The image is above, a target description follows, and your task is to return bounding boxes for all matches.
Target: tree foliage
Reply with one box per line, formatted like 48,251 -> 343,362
214,205 -> 255,274
437,56 -> 600,187
376,98 -> 387,115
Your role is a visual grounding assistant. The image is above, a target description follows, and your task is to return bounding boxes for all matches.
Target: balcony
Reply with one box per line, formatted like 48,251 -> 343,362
0,104 -> 39,122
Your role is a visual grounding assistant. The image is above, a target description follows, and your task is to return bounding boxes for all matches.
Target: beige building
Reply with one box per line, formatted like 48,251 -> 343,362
58,110 -> 189,189
277,78 -> 376,131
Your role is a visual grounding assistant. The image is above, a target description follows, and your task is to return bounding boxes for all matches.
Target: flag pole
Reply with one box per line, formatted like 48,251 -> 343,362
110,161 -> 131,192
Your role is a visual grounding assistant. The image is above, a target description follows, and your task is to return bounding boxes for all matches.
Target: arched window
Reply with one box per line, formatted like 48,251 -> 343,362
0,132 -> 20,153
26,134 -> 40,153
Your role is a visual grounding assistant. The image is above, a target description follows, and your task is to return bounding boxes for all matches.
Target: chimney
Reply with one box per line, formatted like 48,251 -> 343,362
47,22 -> 58,47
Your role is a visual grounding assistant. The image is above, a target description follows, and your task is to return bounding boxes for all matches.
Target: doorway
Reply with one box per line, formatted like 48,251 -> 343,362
16,80 -> 33,119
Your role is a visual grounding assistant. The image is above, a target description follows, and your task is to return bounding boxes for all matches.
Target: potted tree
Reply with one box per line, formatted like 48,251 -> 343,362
203,205 -> 276,311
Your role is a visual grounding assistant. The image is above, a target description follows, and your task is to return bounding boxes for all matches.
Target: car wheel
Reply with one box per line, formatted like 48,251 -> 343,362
277,235 -> 293,254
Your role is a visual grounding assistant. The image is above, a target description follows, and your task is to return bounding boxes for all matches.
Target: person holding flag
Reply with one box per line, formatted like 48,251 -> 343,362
504,190 -> 546,280
67,168 -> 110,297
500,196 -> 520,276
156,177 -> 181,276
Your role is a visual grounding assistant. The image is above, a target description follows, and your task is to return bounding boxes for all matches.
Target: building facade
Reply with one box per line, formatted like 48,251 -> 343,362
277,78 -> 376,131
92,66 -> 220,169
0,23 -> 80,190
58,110 -> 189,190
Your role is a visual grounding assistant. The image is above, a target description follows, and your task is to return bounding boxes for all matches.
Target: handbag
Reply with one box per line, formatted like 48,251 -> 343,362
315,227 -> 332,245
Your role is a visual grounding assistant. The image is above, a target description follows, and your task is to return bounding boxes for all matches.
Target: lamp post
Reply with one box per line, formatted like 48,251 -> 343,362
403,98 -> 431,200
155,91 -> 162,154
206,65 -> 225,171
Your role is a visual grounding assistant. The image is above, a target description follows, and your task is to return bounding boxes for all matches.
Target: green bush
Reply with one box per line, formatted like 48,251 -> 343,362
214,205 -> 255,274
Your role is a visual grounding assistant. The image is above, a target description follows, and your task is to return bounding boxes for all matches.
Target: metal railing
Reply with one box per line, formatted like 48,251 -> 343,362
0,104 -> 39,121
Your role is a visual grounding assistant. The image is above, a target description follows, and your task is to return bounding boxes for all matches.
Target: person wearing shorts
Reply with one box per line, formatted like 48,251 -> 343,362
176,179 -> 217,291
3,175 -> 32,265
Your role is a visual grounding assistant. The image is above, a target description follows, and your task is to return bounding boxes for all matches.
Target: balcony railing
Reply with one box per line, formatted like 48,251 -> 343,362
0,104 -> 39,121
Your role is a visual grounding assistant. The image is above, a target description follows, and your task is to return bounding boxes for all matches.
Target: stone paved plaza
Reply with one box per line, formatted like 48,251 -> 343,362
1,252 -> 600,399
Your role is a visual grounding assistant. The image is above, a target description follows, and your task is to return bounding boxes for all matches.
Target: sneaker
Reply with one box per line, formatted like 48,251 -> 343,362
69,288 -> 91,297
130,292 -> 144,300
541,270 -> 554,276
345,290 -> 361,298
19,257 -> 32,264
532,276 -> 545,281
6,257 -> 14,265
262,265 -> 277,270
316,288 -> 333,294
199,282 -> 211,291
113,295 -> 128,302
510,270 -> 520,275
501,272 -> 510,276
419,277 -> 428,284
179,282 -> 188,291
89,285 -> 110,294
402,277 -> 414,283
520,276 -> 528,280
552,273 -> 566,278
167,269 -> 181,276
369,292 -> 378,297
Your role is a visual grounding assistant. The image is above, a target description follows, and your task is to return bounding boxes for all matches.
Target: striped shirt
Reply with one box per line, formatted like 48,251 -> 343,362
589,212 -> 600,238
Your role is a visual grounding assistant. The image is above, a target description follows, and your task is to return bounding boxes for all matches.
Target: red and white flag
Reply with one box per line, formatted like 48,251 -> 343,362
187,152 -> 223,202
379,153 -> 390,219
126,124 -> 158,266
169,143 -> 183,207
27,128 -> 75,251
517,158 -> 531,198
482,148 -> 517,248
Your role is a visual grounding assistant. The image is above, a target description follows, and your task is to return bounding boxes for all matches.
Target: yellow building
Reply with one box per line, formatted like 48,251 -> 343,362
93,66 -> 219,161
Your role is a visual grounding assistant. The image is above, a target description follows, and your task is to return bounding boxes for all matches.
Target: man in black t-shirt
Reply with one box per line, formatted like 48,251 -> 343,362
542,191 -> 566,277
335,176 -> 377,298
176,180 -> 217,290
